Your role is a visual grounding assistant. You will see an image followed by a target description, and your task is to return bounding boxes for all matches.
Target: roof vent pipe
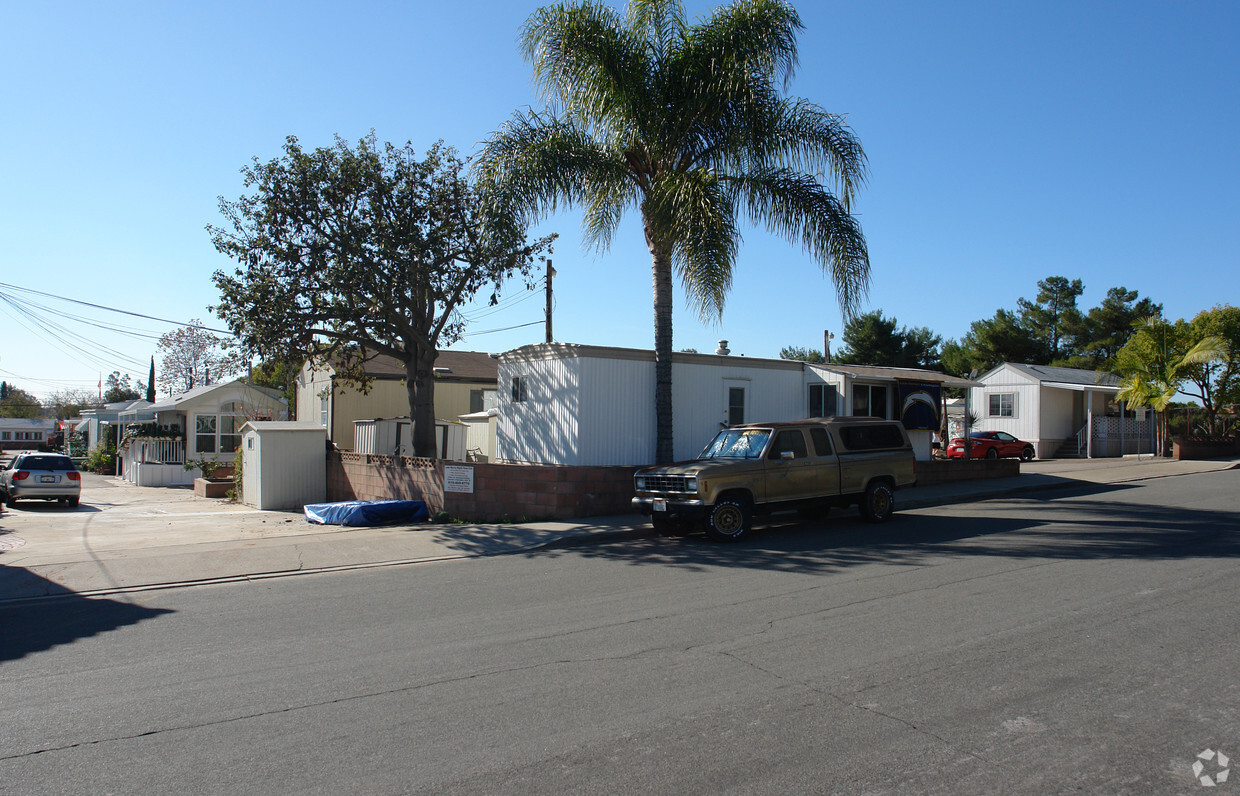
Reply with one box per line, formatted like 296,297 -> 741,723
715,340 -> 730,356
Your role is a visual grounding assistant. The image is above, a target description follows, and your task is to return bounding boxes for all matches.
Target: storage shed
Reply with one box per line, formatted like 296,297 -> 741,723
240,421 -> 327,510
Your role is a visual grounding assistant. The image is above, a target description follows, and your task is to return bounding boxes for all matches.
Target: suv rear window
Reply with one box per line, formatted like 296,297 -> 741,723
838,424 -> 905,451
16,456 -> 76,470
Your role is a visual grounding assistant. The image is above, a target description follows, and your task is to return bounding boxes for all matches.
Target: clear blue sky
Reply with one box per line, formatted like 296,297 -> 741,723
3,0 -> 1236,401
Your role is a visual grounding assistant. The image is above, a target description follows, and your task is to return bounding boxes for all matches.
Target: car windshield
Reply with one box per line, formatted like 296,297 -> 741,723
18,456 -> 75,470
699,428 -> 771,460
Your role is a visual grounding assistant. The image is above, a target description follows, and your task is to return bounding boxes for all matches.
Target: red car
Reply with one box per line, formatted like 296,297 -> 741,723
945,431 -> 1036,461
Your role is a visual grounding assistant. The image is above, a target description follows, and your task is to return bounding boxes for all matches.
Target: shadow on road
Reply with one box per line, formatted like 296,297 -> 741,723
0,570 -> 173,662
529,483 -> 1240,574
3,502 -> 102,514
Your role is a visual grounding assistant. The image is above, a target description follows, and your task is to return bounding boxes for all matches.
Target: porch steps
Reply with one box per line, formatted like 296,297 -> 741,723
1054,438 -> 1085,458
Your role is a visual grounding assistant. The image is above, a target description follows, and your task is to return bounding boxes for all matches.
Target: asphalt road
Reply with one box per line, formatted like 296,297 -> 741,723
2,469 -> 1238,794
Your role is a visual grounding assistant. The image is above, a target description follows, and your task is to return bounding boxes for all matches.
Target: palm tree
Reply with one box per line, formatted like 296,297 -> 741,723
1113,318 -> 1222,455
478,0 -> 870,463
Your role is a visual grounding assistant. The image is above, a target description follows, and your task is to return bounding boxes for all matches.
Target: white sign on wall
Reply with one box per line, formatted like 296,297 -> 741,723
444,464 -> 475,493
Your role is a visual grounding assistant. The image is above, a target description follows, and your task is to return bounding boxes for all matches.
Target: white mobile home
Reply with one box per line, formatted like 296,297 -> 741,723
497,343 -> 977,465
970,362 -> 1152,458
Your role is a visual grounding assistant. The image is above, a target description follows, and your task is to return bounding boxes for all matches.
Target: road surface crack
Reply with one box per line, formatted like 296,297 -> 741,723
716,649 -> 994,769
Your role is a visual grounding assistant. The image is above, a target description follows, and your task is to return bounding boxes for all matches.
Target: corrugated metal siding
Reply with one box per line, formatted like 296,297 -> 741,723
577,357 -> 655,465
576,357 -> 805,464
497,357 -> 581,464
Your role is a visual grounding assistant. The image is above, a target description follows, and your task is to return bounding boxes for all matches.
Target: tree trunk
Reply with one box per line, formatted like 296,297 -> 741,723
646,216 -> 675,464
404,346 -> 438,459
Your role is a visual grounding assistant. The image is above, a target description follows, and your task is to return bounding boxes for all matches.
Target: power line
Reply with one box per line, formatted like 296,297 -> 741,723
0,281 -> 232,334
459,278 -> 546,322
0,292 -> 147,372
459,320 -> 542,337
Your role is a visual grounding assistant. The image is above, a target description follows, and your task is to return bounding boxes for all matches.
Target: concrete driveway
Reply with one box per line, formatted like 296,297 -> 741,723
2,473 -> 313,556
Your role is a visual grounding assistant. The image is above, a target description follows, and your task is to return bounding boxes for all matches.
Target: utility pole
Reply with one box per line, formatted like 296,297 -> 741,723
823,330 -> 834,364
545,259 -> 555,344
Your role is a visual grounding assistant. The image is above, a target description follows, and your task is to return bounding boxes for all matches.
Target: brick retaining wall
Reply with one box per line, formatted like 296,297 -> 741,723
328,452 -> 1022,521
915,458 -> 1019,486
1172,436 -> 1240,460
327,452 -> 637,522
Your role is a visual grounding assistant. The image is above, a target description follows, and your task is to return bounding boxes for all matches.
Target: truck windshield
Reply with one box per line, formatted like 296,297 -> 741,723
699,428 -> 771,460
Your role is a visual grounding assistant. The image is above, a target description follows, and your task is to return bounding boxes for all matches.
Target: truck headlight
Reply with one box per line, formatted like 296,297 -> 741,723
685,476 -> 698,492
635,476 -> 646,490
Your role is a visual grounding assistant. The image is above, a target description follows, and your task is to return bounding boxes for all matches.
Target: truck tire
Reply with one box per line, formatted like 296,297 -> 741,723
859,481 -> 894,524
705,497 -> 751,542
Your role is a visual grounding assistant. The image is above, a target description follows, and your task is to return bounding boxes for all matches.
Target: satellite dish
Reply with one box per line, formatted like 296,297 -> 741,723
967,368 -> 979,380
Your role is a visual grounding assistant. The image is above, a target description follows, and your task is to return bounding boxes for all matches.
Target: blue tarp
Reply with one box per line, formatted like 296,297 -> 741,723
304,500 -> 430,527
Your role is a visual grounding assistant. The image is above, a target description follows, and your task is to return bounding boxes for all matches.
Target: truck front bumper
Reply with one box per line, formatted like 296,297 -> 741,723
632,496 -> 706,517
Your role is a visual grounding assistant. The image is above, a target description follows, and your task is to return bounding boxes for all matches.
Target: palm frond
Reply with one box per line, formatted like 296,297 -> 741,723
1178,334 -> 1226,368
475,110 -> 629,225
729,167 -> 870,318
521,2 -> 652,142
580,168 -> 641,252
646,168 -> 738,320
684,0 -> 802,89
626,0 -> 686,61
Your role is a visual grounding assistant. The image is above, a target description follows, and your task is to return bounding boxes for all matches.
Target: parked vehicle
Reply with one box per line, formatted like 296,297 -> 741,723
632,417 -> 916,542
945,431 -> 1036,461
1,452 -> 81,508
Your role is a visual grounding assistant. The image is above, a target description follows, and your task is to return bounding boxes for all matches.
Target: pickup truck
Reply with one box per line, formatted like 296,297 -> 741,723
632,417 -> 916,542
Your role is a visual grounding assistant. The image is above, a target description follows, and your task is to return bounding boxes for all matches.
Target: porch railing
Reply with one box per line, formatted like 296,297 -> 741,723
1074,425 -> 1088,457
130,438 -> 185,465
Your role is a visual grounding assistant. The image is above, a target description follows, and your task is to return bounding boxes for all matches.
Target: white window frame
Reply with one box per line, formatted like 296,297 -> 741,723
988,392 -> 1016,418
193,402 -> 247,456
852,383 -> 889,419
808,383 -> 838,418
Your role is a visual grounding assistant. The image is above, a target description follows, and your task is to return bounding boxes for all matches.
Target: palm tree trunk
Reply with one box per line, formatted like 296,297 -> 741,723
647,224 -> 675,464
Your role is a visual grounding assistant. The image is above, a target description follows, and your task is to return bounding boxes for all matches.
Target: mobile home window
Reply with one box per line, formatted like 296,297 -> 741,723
808,384 -> 838,417
852,384 -> 889,419
988,393 -> 1015,418
194,402 -> 245,455
470,389 -> 485,414
511,376 -> 528,403
727,387 -> 746,426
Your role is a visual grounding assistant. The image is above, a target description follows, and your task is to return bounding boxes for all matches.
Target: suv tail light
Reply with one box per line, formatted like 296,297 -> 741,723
12,471 -> 30,481
68,471 -> 81,481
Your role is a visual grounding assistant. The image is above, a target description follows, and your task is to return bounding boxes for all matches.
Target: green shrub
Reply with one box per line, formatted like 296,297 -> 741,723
83,443 -> 117,474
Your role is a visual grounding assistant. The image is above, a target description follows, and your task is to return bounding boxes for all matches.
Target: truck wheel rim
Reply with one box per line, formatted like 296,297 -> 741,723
714,506 -> 743,533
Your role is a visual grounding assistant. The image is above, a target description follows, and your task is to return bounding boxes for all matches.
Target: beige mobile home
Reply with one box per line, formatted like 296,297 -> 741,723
297,350 -> 499,451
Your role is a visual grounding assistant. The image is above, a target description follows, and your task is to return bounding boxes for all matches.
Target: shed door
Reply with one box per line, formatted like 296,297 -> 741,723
242,432 -> 259,506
